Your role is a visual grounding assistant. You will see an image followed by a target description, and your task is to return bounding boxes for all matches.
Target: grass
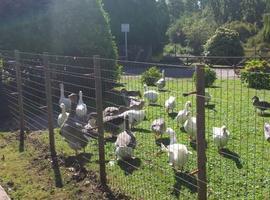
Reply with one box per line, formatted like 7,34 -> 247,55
1,76 -> 270,200
96,76 -> 270,200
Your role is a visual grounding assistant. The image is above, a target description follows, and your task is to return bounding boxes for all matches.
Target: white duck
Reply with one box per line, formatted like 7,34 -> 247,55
161,128 -> 192,171
213,126 -> 230,152
115,115 -> 136,160
165,96 -> 176,113
176,101 -> 191,126
156,70 -> 165,90
57,103 -> 69,127
264,123 -> 270,142
143,84 -> 159,104
183,111 -> 197,141
76,91 -> 87,118
151,118 -> 166,139
120,110 -> 145,128
59,83 -> 71,112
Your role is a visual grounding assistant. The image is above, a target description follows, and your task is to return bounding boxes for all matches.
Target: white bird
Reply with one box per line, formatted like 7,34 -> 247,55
213,126 -> 230,152
161,128 -> 192,171
165,96 -> 176,113
120,110 -> 146,128
264,123 -> 270,142
57,103 -> 69,127
205,91 -> 211,105
76,91 -> 87,118
59,83 -> 71,112
115,115 -> 136,160
183,111 -> 197,141
176,101 -> 192,126
143,84 -> 159,104
151,118 -> 166,139
156,70 -> 165,90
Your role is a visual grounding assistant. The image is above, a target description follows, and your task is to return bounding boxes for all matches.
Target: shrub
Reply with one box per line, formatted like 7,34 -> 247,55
193,65 -> 217,88
241,59 -> 270,89
204,27 -> 244,64
141,67 -> 162,86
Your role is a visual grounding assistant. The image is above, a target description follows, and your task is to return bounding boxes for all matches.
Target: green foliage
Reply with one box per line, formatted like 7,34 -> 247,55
141,66 -> 161,86
193,65 -> 217,87
204,27 -> 244,58
166,14 -> 217,55
241,59 -> 270,89
163,43 -> 193,55
103,0 -> 170,55
223,21 -> 257,42
263,14 -> 270,42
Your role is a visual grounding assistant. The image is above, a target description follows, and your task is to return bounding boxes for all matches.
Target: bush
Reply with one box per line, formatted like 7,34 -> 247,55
241,59 -> 270,89
193,65 -> 217,88
141,67 -> 162,86
204,27 -> 244,64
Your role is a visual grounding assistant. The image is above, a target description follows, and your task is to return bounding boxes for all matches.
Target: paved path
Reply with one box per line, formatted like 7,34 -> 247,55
0,185 -> 10,200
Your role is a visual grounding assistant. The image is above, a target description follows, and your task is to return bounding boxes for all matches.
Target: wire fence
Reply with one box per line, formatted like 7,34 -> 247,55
1,49 -> 270,200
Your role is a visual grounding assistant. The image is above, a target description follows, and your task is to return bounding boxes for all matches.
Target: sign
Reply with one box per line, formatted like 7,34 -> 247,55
121,24 -> 130,33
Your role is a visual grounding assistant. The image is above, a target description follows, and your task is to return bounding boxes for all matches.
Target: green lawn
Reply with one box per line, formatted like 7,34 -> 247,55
88,76 -> 269,200
2,76 -> 269,200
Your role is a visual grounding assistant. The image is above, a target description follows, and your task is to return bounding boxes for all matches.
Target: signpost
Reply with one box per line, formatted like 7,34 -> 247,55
121,24 -> 129,60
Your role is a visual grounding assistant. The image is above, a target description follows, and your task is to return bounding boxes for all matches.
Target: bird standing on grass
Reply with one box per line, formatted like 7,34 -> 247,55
252,96 -> 270,115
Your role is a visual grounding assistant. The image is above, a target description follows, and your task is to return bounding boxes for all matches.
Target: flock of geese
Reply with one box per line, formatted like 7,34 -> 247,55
56,70 -> 270,172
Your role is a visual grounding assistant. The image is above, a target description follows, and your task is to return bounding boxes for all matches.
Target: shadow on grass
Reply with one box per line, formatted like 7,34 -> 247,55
189,140 -> 208,151
260,112 -> 270,118
118,158 -> 141,176
64,153 -> 93,168
132,128 -> 152,134
173,170 -> 198,198
168,112 -> 178,119
220,148 -> 243,169
156,137 -> 170,147
158,89 -> 169,92
105,136 -> 117,143
149,103 -> 163,107
51,155 -> 63,188
205,104 -> 217,112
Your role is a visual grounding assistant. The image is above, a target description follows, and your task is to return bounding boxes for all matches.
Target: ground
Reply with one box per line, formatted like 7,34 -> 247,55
0,132 -> 129,200
1,76 -> 270,200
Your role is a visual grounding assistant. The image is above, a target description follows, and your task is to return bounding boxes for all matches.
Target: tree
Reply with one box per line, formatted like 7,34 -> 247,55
103,0 -> 170,56
204,27 -> 244,60
167,0 -> 185,21
241,0 -> 266,24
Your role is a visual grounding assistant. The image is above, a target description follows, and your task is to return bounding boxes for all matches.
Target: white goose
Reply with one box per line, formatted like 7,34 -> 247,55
183,111 -> 197,141
59,83 -> 71,112
143,84 -> 159,104
213,126 -> 230,152
115,115 -> 136,160
264,123 -> 270,142
156,70 -> 165,90
161,128 -> 192,171
57,103 -> 69,127
176,101 -> 191,126
120,110 -> 146,128
76,91 -> 87,118
165,96 -> 176,113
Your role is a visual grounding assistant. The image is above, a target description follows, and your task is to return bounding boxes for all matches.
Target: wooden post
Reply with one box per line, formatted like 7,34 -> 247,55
196,64 -> 207,200
43,53 -> 56,157
15,50 -> 25,152
94,55 -> 106,186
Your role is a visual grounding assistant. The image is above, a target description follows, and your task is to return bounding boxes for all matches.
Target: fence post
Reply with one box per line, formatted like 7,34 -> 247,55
43,53 -> 57,157
15,50 -> 25,152
196,64 -> 207,200
94,55 -> 106,186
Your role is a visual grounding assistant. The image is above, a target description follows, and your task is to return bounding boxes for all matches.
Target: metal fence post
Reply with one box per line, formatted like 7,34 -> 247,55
196,64 -> 207,200
43,53 -> 56,157
15,50 -> 25,152
94,55 -> 106,186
